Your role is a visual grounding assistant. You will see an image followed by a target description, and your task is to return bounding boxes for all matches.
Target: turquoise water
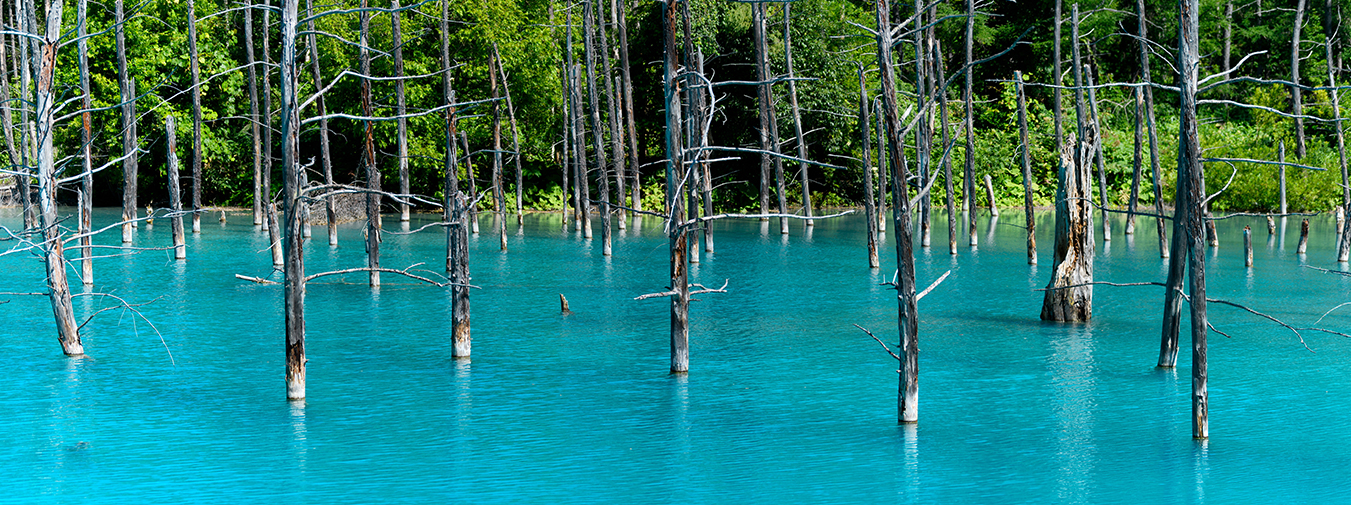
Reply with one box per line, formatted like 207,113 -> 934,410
3,207 -> 1351,503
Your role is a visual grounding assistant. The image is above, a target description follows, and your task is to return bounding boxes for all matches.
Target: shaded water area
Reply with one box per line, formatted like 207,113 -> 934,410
4,207 -> 1351,503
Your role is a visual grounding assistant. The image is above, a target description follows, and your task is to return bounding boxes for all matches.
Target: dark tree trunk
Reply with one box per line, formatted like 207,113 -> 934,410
600,0 -> 625,230
1016,71 -> 1036,265
441,0 -> 470,357
1040,139 -> 1094,322
360,1 -> 381,286
262,2 -> 273,223
118,0 -> 138,242
860,64 -> 879,268
244,2 -> 263,226
189,0 -> 202,233
877,0 -> 920,423
1293,0 -> 1307,159
1178,0 -> 1208,438
1086,63 -> 1110,242
277,0 -> 306,399
166,117 -> 186,260
489,46 -> 507,251
394,0 -> 410,223
77,0 -> 93,283
662,0 -> 689,373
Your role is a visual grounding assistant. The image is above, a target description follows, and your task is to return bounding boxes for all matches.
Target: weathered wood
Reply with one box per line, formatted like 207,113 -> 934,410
188,0 -> 202,233
118,0 -> 138,242
1329,31 -> 1351,261
77,0 -> 93,283
268,202 -> 284,267
784,3 -> 812,227
753,3 -> 773,219
360,0 -> 381,286
560,294 -> 573,315
244,2 -> 263,226
963,0 -> 976,247
1268,215 -> 1276,235
1244,226 -> 1253,267
1138,0 -> 1168,258
615,0 -> 640,214
305,0 -> 336,246
983,175 -> 998,216
393,0 -> 410,223
1085,63 -> 1110,242
876,100 -> 887,232
860,64 -> 879,268
278,0 -> 306,399
1040,139 -> 1094,322
1224,1 -> 1232,73
493,44 -> 526,227
440,0 -> 470,357
18,0 -> 34,230
462,131 -> 481,235
33,0 -> 82,356
877,0 -> 920,423
913,0 -> 929,246
166,117 -> 186,260
583,0 -> 612,256
693,51 -> 713,254
1016,71 -> 1036,265
262,2 -> 274,226
1293,0 -> 1308,159
1053,0 -> 1064,176
599,0 -> 625,230
934,40 -> 955,255
1280,141 -> 1288,214
662,0 -> 689,373
1126,87 -> 1143,235
0,6 -> 17,213
489,46 -> 507,251
1179,0 -> 1208,438
1298,218 -> 1310,254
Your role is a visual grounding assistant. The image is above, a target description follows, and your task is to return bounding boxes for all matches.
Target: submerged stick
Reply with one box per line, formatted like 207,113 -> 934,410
1298,218 -> 1310,254
1244,225 -> 1253,267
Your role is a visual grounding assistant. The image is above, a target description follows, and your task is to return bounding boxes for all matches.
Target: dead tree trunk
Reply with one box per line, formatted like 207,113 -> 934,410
583,0 -> 612,255
1086,63 -> 1110,242
33,0 -> 82,356
167,117 -> 186,260
245,3 -> 263,226
662,0 -> 689,373
1293,0 -> 1308,159
1138,0 -> 1168,258
463,131 -> 481,234
860,64 -> 879,268
1053,0 -> 1064,188
616,0 -> 640,213
1127,87 -> 1143,235
1178,0 -> 1208,437
360,1 -> 381,286
18,0 -> 34,230
189,0 -> 202,233
963,0 -> 976,247
1040,139 -> 1094,322
1298,218 -> 1310,254
934,40 -> 956,255
1330,34 -> 1351,262
913,0 -> 930,246
77,0 -> 93,283
1016,71 -> 1036,265
441,0 -> 470,357
118,0 -> 138,243
876,100 -> 887,232
489,47 -> 507,251
394,0 -> 410,223
262,2 -> 274,224
600,0 -> 625,230
277,0 -> 306,399
306,0 -> 336,246
877,0 -> 920,423
785,4 -> 812,226
491,45 -> 525,227
1224,0 -> 1232,73
753,3 -> 772,219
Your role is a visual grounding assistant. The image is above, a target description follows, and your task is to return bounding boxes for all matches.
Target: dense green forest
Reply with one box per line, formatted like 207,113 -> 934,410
9,0 -> 1351,213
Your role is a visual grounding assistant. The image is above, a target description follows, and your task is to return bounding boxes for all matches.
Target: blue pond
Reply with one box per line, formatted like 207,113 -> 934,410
3,206 -> 1350,503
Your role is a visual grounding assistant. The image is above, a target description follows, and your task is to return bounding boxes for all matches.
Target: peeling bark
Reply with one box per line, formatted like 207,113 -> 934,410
1040,140 -> 1094,322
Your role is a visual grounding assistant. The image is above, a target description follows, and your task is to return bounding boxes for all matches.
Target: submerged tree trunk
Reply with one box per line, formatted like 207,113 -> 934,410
493,45 -> 526,227
753,3 -> 772,219
877,0 -> 920,423
1178,0 -> 1208,438
77,0 -> 93,283
441,0 -> 470,357
1138,0 -> 1168,258
616,0 -> 640,213
245,3 -> 263,226
963,0 -> 976,247
934,40 -> 956,255
1016,71 -> 1036,265
860,64 -> 879,268
662,0 -> 689,373
1086,64 -> 1110,242
34,0 -> 82,356
306,0 -> 336,246
583,0 -> 612,256
262,2 -> 274,225
600,1 -> 625,230
118,0 -> 138,243
167,117 -> 186,260
1127,87 -> 1143,235
360,1 -> 381,286
189,0 -> 202,233
489,47 -> 507,251
277,0 -> 306,400
1040,139 -> 1094,322
394,0 -> 410,223
785,4 -> 812,226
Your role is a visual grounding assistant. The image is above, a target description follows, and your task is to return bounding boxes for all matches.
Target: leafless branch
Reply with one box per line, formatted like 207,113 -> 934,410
853,324 -> 901,361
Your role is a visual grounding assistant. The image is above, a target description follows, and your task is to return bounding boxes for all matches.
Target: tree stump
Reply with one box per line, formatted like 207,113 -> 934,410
1041,138 -> 1094,322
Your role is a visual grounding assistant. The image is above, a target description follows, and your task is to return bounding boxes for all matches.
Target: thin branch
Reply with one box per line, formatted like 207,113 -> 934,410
853,324 -> 901,361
